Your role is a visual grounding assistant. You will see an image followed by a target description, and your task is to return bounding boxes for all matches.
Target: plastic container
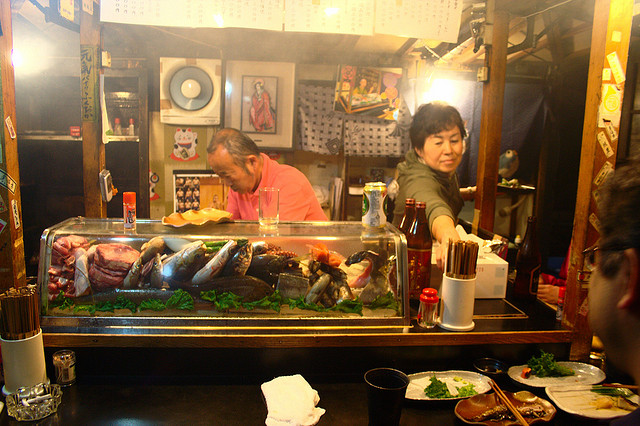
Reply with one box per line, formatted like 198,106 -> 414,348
123,192 -> 136,231
417,288 -> 439,329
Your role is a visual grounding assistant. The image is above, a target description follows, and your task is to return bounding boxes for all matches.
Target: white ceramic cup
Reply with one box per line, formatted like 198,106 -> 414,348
1,330 -> 49,395
439,275 -> 476,331
259,187 -> 279,228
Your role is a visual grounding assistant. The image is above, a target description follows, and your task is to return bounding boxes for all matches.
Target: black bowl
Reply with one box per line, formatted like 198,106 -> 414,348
473,358 -> 508,377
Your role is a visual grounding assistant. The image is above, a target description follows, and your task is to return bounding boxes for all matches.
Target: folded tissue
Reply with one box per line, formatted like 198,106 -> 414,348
261,374 -> 326,426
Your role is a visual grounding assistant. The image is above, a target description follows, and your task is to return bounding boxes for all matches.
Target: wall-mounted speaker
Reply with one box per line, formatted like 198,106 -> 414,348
160,57 -> 222,125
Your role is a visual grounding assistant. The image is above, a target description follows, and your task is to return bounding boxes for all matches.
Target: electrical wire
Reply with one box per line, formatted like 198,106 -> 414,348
521,0 -> 577,19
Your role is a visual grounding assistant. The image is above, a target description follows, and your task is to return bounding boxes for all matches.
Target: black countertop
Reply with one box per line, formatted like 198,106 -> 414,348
0,380 -> 621,425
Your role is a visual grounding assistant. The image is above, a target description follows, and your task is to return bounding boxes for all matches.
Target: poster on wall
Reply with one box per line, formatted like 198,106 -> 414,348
166,126 -> 207,162
241,76 -> 278,134
333,65 -> 402,120
173,171 -> 228,213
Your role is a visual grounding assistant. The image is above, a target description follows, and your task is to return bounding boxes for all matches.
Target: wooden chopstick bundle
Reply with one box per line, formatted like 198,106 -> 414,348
489,380 -> 528,426
0,285 -> 40,340
445,239 -> 479,279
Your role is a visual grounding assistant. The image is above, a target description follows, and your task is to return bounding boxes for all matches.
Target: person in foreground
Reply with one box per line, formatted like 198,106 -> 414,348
588,155 -> 640,425
393,101 -> 474,268
206,128 -> 327,221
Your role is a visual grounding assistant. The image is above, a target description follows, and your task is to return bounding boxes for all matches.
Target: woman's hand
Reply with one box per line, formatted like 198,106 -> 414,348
537,283 -> 560,304
432,216 -> 460,270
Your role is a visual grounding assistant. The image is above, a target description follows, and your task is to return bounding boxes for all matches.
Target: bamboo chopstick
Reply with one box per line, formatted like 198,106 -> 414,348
445,239 -> 479,279
0,285 -> 40,340
600,384 -> 639,390
489,380 -> 528,426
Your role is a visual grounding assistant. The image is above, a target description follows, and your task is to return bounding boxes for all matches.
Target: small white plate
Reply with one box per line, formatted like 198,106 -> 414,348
405,370 -> 491,401
546,384 -> 639,419
508,362 -> 605,388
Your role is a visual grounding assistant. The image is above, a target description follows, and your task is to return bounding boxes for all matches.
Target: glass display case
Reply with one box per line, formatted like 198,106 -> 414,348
38,218 -> 409,335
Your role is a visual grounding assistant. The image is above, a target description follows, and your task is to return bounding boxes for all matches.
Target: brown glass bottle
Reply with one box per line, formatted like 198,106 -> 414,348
398,198 -> 416,235
513,216 -> 541,303
406,201 -> 432,300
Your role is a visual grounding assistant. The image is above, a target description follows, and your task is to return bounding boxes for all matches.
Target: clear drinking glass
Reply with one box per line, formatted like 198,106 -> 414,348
259,187 -> 279,228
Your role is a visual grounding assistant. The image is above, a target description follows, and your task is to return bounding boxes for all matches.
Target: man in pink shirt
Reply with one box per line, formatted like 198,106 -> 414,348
206,128 -> 327,221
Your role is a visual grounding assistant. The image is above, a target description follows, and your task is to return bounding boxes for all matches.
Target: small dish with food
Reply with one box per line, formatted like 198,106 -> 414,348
455,390 -> 556,425
405,370 -> 491,401
473,358 -> 508,378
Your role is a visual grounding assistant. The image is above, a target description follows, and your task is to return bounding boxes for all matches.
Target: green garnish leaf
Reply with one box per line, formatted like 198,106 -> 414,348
166,289 -> 194,310
367,292 -> 398,310
331,298 -> 363,315
73,304 -> 95,314
424,376 -> 451,398
139,299 -> 166,311
113,295 -> 137,313
527,350 -> 575,377
50,293 -> 75,310
243,291 -> 284,312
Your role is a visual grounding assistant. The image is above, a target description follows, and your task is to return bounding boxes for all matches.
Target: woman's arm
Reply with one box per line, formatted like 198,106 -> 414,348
431,215 -> 461,270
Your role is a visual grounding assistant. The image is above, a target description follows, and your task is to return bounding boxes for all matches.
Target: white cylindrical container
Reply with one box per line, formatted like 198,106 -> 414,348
1,330 -> 48,395
439,275 -> 476,331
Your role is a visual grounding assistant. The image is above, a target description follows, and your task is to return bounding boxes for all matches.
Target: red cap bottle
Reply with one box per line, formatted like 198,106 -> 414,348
123,192 -> 136,230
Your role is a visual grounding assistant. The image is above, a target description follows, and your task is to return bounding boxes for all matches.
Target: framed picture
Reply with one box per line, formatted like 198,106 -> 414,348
173,170 -> 227,213
334,65 -> 403,120
226,61 -> 295,149
241,75 -> 278,134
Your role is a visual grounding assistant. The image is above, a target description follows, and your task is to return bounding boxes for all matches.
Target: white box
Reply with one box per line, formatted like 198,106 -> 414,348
430,252 -> 508,299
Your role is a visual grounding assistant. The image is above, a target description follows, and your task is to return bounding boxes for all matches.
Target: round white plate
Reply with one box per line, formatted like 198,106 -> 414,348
405,370 -> 491,401
508,362 -> 605,388
546,384 -> 639,419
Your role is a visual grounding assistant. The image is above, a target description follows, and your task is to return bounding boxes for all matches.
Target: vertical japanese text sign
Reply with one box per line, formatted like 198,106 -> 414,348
81,45 -> 98,122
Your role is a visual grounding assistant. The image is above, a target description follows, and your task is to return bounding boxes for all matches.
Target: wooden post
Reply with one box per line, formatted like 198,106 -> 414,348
565,0 -> 633,361
0,0 -> 26,290
473,1 -> 509,234
81,3 -> 106,217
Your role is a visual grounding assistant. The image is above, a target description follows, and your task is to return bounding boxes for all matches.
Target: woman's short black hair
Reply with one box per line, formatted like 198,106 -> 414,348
409,102 -> 467,150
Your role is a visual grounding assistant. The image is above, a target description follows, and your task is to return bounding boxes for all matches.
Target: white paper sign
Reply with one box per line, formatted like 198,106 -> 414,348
374,0 -> 462,42
284,0 -> 374,35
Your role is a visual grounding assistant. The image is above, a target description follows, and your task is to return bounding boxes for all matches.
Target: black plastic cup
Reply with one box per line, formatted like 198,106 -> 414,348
364,367 -> 410,426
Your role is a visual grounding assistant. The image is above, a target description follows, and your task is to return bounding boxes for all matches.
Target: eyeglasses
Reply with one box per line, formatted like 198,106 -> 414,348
583,241 -> 634,270
583,244 -> 599,270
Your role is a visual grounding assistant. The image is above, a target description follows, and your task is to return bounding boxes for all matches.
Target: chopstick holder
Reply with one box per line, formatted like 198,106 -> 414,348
490,380 -> 528,426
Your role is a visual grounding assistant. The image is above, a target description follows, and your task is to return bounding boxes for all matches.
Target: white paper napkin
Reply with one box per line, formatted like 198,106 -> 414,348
261,374 -> 326,426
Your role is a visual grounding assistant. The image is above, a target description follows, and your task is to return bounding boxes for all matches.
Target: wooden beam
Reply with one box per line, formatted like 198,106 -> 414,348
473,3 -> 510,234
566,0 -> 634,361
0,0 -> 26,290
81,4 -> 106,217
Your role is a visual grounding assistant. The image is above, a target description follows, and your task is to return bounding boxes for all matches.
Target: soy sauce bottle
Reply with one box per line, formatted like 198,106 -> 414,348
398,198 -> 415,236
406,201 -> 432,301
513,216 -> 541,303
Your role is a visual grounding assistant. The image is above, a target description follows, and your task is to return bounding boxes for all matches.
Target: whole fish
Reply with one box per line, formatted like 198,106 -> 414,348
74,288 -> 174,305
184,275 -> 274,302
122,256 -> 143,289
162,240 -> 207,283
140,237 -> 166,264
247,254 -> 299,286
190,239 -> 237,286
221,242 -> 253,277
150,253 -> 164,288
305,274 -> 331,305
